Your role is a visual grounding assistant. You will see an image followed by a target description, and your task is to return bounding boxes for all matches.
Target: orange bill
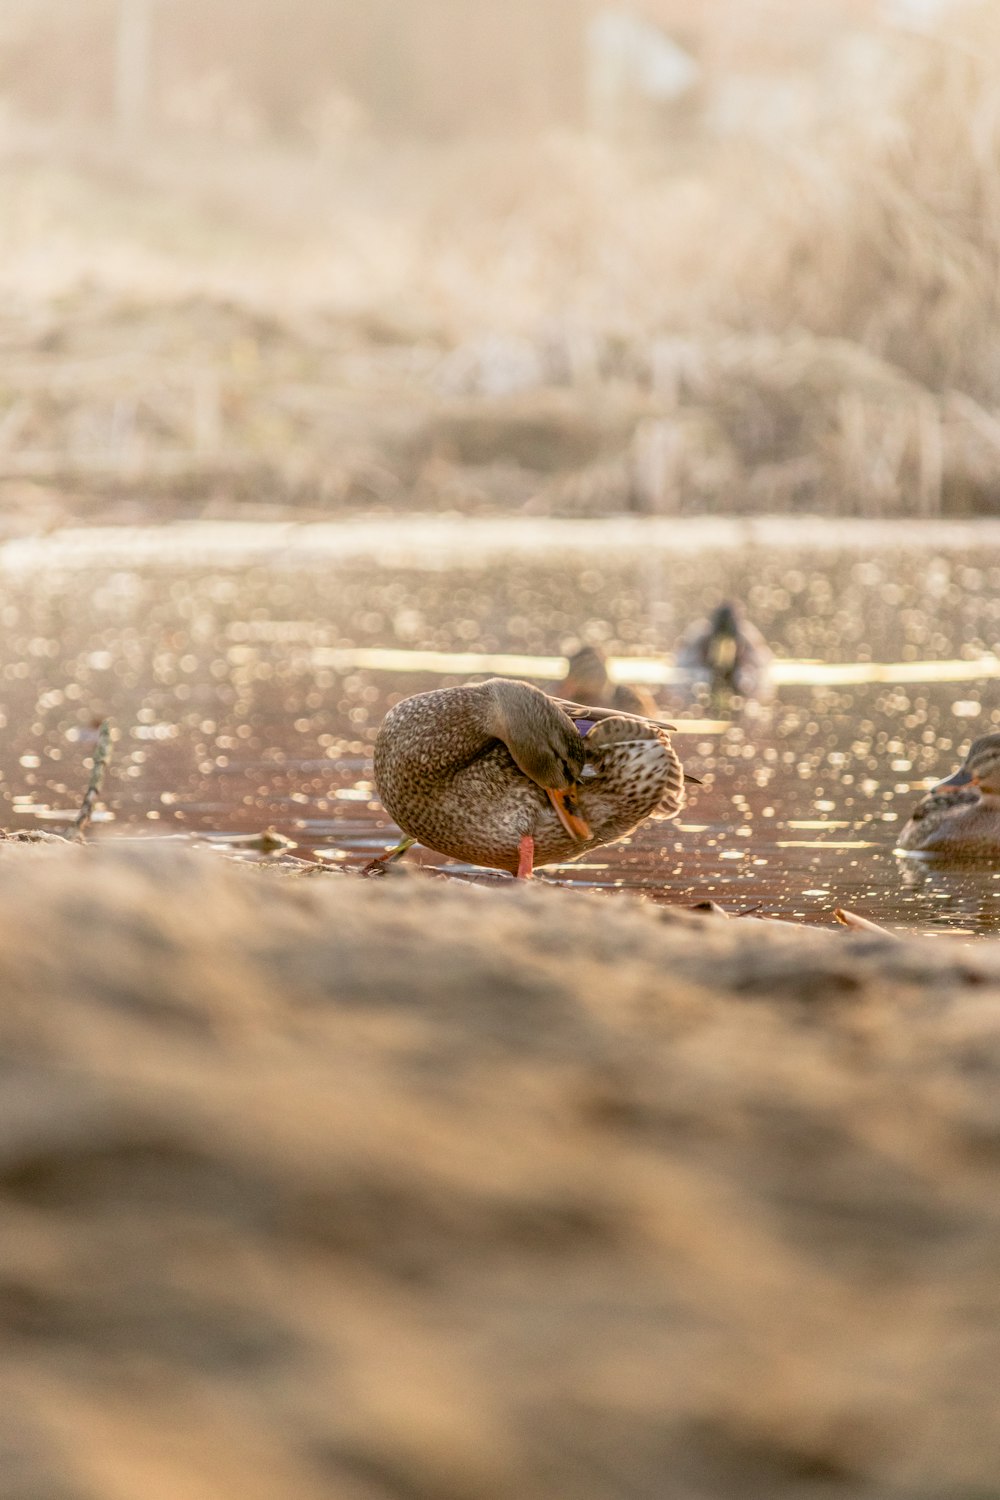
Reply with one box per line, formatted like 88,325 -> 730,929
546,786 -> 591,842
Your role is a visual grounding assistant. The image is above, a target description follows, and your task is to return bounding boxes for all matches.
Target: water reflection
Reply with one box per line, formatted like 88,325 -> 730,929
3,522 -> 1000,935
896,856 -> 1000,935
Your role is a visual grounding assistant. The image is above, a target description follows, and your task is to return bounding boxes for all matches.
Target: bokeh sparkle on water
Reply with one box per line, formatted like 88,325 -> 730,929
5,520 -> 1000,935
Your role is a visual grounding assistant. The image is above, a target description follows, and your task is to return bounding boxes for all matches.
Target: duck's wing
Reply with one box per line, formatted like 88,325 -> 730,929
550,696 -> 676,734
909,784 -> 979,823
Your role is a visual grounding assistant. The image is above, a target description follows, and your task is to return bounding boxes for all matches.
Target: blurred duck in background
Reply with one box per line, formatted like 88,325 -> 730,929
557,644 -> 661,718
896,733 -> 1000,857
675,600 -> 773,701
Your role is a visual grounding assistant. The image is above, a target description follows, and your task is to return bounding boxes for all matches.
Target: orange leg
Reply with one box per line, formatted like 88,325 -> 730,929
516,834 -> 534,879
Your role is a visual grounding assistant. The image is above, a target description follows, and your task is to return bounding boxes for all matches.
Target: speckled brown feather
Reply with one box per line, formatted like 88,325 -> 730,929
373,681 -> 684,874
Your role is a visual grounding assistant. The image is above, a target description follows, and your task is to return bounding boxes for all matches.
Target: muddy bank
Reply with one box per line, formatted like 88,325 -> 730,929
1,842 -> 999,1498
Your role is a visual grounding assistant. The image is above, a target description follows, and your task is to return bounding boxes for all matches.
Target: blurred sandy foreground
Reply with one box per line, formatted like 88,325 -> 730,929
2,839 -> 999,1500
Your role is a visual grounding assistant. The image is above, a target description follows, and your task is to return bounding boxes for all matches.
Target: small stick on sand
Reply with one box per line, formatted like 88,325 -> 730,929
834,907 -> 898,938
72,720 -> 112,842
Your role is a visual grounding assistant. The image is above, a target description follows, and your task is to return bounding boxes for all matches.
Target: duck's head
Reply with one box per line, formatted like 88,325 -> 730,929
708,601 -> 743,637
936,732 -> 1000,796
706,601 -> 743,674
485,678 -> 591,841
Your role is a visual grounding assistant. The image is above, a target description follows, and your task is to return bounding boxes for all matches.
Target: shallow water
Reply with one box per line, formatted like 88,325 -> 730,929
5,517 -> 1000,935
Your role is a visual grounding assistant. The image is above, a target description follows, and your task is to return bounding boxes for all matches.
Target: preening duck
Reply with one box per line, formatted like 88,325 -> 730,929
372,677 -> 685,877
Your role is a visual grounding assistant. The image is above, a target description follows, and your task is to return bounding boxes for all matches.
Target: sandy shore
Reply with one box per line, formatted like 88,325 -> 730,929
2,841 -> 999,1499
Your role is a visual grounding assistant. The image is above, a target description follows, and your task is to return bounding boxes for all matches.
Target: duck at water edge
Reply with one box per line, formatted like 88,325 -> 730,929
371,677 -> 685,877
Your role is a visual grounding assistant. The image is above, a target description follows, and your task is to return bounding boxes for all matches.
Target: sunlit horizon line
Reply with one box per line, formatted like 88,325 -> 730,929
6,513 -> 1000,571
308,645 -> 1000,689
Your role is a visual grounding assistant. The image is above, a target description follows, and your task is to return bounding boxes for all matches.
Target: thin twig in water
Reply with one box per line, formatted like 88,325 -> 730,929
834,907 -> 898,938
73,720 -> 112,842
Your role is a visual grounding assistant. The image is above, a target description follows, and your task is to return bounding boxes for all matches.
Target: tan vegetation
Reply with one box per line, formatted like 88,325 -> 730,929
738,13 -> 1000,400
0,2 -> 998,524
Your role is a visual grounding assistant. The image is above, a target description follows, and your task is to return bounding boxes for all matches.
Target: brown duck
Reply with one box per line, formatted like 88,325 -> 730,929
557,644 -> 661,718
372,677 -> 685,876
896,732 -> 1000,858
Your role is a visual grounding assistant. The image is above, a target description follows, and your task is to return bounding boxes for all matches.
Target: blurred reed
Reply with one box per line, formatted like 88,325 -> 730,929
0,3 -> 999,519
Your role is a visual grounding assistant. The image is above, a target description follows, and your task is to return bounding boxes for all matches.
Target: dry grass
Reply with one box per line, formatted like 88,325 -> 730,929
1,4 -> 999,521
735,11 -> 1000,399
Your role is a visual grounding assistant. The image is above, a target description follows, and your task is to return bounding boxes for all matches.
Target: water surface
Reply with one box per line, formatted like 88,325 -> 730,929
5,517 -> 1000,935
